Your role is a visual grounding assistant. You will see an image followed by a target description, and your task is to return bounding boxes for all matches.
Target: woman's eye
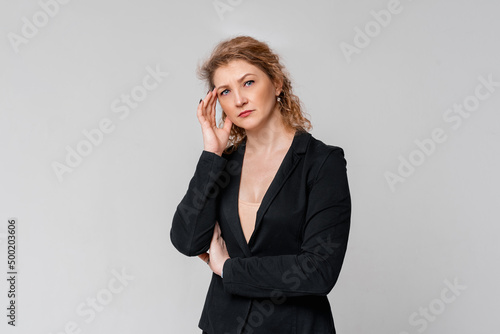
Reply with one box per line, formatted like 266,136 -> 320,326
220,81 -> 253,96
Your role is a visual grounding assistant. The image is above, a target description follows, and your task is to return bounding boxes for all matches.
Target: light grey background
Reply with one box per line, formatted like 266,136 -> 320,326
1,0 -> 499,333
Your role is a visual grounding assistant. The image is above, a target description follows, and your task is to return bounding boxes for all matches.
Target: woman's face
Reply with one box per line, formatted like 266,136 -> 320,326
213,59 -> 281,132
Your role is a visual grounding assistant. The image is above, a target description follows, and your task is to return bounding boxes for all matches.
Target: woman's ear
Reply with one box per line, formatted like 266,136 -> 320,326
274,78 -> 283,96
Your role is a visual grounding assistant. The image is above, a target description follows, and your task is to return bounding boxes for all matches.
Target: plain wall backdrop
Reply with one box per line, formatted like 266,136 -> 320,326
1,0 -> 499,333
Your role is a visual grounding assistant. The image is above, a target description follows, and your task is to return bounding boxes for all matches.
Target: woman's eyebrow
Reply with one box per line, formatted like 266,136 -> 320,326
217,73 -> 255,90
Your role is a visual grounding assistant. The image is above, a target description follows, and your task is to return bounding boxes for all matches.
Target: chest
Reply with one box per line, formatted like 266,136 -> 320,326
217,141 -> 312,257
238,149 -> 288,203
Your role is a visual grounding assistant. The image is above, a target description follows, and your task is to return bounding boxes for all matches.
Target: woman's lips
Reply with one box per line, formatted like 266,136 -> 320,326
239,110 -> 253,117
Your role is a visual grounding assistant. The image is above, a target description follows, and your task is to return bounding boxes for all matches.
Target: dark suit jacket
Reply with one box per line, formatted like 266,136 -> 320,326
170,130 -> 351,334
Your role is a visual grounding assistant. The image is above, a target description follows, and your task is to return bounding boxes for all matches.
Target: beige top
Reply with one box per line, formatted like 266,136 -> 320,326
238,199 -> 261,243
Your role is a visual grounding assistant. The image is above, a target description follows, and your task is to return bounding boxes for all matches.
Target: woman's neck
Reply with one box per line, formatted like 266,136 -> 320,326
244,123 -> 296,156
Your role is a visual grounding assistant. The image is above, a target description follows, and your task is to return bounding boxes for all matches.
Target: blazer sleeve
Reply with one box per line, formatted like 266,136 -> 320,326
170,150 -> 228,256
222,147 -> 351,298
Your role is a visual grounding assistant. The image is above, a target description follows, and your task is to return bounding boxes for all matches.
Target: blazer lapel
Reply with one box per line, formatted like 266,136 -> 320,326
222,131 -> 311,256
222,142 -> 252,257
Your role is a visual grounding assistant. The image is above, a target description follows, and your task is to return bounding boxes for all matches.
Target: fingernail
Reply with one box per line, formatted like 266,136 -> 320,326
199,98 -> 202,104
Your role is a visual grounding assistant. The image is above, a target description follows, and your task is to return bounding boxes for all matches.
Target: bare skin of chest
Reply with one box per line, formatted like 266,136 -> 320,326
238,148 -> 288,242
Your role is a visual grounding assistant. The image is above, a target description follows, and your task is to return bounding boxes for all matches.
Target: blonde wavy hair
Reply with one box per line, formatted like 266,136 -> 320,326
197,35 -> 312,154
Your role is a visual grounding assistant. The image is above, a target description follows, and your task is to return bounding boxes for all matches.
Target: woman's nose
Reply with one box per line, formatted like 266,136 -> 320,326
233,89 -> 247,107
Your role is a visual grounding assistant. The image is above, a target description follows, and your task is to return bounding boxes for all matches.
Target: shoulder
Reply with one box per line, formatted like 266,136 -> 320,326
221,144 -> 239,161
305,133 -> 346,163
303,133 -> 348,183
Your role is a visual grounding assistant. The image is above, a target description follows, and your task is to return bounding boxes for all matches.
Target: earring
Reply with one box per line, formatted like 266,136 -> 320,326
277,96 -> 281,102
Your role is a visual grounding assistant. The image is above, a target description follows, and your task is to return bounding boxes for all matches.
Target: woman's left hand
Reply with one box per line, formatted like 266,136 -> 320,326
198,222 -> 230,277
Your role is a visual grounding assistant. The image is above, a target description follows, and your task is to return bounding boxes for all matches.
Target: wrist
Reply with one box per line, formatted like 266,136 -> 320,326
203,148 -> 222,157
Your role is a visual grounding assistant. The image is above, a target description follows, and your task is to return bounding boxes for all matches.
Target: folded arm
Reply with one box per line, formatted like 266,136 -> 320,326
170,150 -> 228,256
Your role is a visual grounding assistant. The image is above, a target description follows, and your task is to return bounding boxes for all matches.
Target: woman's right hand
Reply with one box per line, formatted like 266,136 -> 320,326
197,87 -> 233,156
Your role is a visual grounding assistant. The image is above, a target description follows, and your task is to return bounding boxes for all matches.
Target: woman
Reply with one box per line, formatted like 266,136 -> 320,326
170,35 -> 351,334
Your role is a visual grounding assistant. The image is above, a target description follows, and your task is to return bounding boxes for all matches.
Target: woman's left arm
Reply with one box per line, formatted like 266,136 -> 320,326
218,147 -> 351,298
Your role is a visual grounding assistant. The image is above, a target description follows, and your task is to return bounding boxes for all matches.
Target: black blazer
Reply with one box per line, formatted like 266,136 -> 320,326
171,130 -> 351,334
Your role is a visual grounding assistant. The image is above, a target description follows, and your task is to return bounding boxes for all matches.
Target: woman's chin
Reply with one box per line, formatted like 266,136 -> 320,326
234,120 -> 257,131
